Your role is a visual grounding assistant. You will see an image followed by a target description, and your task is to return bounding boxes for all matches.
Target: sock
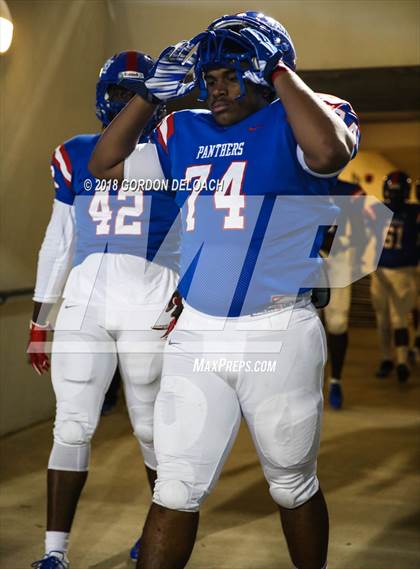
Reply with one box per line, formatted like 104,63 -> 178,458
328,331 -> 348,379
394,328 -> 409,365
45,531 -> 69,555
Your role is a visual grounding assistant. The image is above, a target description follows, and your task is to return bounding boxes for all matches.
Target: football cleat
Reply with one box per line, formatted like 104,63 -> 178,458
129,538 -> 141,562
375,360 -> 394,378
328,381 -> 343,410
396,363 -> 410,383
31,551 -> 69,569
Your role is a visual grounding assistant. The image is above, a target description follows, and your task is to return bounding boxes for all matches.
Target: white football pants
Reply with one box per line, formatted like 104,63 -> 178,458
152,298 -> 327,512
48,303 -> 166,471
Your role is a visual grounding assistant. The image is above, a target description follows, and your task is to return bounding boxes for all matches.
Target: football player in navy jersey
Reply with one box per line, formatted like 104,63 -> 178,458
29,52 -> 179,568
370,171 -> 419,383
91,12 -> 360,569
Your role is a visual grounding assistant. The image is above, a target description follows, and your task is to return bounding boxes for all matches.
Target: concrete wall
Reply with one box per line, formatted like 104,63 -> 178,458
105,0 -> 420,69
0,0 -> 109,434
0,0 -> 419,435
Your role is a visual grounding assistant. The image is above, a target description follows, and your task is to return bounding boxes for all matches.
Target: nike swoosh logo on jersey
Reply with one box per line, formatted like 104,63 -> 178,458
248,125 -> 263,132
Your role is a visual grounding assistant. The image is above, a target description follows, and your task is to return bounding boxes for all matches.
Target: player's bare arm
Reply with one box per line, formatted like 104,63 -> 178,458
272,69 -> 354,174
89,95 -> 156,181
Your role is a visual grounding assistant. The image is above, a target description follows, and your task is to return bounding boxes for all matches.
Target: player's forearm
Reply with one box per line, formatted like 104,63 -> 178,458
31,301 -> 53,326
272,69 -> 354,173
89,95 -> 157,181
33,200 -> 75,305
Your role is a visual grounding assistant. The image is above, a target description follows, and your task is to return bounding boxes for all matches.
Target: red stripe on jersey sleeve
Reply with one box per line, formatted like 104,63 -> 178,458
60,145 -> 73,177
157,127 -> 168,154
166,113 -> 175,141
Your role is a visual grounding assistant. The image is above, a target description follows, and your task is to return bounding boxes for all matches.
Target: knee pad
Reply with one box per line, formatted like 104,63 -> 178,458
54,417 -> 93,446
50,419 -> 92,471
53,406 -> 95,448
153,479 -> 195,511
325,309 -> 348,335
153,460 -> 203,512
57,420 -> 89,445
269,471 -> 319,509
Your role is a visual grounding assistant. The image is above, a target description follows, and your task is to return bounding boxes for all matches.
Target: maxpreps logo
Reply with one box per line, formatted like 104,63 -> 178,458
196,142 -> 245,159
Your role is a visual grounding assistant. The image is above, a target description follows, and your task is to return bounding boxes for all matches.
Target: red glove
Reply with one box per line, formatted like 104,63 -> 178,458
27,321 -> 50,375
161,291 -> 183,339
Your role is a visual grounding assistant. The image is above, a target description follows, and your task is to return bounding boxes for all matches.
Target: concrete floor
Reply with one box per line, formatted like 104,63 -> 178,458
1,328 -> 419,569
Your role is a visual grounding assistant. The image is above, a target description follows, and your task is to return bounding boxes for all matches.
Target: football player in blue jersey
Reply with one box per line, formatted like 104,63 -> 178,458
91,12 -> 360,569
370,171 -> 419,383
29,52 -> 178,568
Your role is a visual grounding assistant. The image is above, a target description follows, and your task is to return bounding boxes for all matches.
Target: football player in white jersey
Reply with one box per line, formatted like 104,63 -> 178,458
90,13 -> 360,569
29,52 -> 179,568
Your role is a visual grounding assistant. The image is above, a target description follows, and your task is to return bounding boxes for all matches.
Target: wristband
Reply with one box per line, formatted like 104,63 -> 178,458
30,320 -> 50,330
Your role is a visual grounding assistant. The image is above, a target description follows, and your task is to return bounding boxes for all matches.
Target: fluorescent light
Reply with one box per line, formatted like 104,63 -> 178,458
0,0 -> 13,53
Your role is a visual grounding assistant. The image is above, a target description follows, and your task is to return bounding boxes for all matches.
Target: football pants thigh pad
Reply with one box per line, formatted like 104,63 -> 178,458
50,339 -> 117,471
152,373 -> 241,511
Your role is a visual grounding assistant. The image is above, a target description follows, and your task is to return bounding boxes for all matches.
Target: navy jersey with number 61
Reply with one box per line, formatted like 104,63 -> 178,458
376,203 -> 420,268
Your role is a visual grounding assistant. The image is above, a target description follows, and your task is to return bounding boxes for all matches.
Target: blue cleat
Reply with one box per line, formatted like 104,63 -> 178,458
328,381 -> 343,410
396,363 -> 410,383
130,538 -> 141,562
31,552 -> 69,568
375,359 -> 394,378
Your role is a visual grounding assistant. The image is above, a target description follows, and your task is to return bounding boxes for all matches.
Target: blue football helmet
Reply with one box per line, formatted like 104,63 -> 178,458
96,50 -> 165,137
383,171 -> 411,203
195,11 -> 296,100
